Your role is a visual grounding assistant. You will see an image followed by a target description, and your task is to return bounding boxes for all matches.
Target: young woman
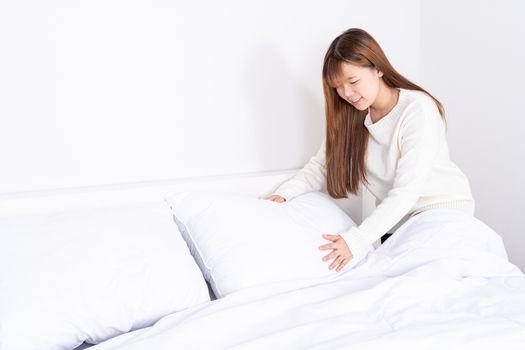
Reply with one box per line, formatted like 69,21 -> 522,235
264,28 -> 475,273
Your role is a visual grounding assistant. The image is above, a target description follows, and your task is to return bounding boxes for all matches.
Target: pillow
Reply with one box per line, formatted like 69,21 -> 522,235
0,202 -> 210,350
164,191 -> 374,298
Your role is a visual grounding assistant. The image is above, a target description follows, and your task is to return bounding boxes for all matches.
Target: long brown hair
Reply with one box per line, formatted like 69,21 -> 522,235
322,28 -> 445,198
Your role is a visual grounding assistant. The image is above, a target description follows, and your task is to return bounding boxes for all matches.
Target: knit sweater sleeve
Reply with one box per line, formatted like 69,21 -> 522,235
271,137 -> 326,201
339,101 -> 445,259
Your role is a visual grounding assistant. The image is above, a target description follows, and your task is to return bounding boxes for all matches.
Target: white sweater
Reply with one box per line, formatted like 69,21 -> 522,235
272,88 -> 475,258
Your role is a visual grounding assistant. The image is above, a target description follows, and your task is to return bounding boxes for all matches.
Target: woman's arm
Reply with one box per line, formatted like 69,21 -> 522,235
271,137 -> 327,201
340,102 -> 445,258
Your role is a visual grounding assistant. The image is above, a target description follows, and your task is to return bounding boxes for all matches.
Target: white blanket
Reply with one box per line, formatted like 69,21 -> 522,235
89,209 -> 525,350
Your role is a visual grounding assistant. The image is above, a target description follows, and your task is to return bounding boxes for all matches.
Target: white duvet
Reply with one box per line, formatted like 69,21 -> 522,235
89,209 -> 525,350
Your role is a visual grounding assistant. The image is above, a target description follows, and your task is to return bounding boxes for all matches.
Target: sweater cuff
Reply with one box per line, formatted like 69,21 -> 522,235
339,226 -> 375,260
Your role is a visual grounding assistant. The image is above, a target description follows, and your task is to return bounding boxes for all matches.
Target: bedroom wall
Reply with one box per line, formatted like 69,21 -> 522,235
420,0 -> 525,271
0,0 -> 421,224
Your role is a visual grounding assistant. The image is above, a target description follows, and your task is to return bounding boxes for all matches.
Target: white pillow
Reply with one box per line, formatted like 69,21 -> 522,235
164,191 -> 374,298
0,202 -> 210,350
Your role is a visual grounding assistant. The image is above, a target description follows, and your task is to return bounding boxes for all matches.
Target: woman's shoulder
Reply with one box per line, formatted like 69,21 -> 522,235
397,88 -> 445,131
398,88 -> 442,120
400,88 -> 438,111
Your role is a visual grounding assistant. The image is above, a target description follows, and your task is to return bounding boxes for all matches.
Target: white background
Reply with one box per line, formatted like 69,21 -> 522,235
420,0 -> 525,271
1,0 -> 523,270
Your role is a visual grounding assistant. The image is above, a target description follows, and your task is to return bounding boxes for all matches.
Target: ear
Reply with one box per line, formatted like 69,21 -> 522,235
377,69 -> 384,78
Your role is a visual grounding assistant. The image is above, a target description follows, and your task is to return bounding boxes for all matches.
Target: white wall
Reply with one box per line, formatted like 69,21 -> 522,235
420,0 -> 525,270
0,0 -> 421,192
0,0 -> 421,224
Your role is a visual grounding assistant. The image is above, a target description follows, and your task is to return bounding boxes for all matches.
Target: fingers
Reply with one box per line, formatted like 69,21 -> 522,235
318,234 -> 343,251
322,250 -> 353,272
336,258 -> 348,272
329,255 -> 343,270
263,195 -> 286,203
322,234 -> 338,242
320,246 -> 352,272
322,250 -> 336,262
318,243 -> 334,251
318,233 -> 353,272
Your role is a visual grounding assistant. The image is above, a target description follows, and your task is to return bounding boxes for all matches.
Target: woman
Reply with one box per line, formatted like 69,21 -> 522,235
264,28 -> 475,273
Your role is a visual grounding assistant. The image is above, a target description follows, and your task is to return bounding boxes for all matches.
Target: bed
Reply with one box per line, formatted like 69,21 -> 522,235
1,171 -> 524,350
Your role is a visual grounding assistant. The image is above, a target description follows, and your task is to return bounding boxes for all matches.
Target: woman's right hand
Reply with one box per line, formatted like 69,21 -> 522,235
263,194 -> 286,203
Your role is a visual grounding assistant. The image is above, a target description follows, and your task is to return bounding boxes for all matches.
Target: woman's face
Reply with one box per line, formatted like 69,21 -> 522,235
332,61 -> 383,111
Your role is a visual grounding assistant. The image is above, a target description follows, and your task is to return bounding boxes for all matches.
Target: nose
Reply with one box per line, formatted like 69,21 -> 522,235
343,83 -> 354,98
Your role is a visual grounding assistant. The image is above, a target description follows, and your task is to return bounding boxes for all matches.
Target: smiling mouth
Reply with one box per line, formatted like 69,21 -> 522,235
350,97 -> 362,104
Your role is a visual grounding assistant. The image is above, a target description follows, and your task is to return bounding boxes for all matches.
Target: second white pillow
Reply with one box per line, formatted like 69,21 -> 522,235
0,202 -> 210,350
164,191 -> 374,298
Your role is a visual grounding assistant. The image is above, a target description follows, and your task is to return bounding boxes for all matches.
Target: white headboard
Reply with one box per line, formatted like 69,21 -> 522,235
0,170 -> 363,222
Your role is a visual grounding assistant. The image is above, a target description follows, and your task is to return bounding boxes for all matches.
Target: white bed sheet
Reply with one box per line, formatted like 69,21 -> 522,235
86,209 -> 525,350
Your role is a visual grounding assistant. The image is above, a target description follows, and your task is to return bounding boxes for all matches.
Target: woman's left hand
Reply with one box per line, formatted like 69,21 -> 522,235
319,234 -> 354,272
